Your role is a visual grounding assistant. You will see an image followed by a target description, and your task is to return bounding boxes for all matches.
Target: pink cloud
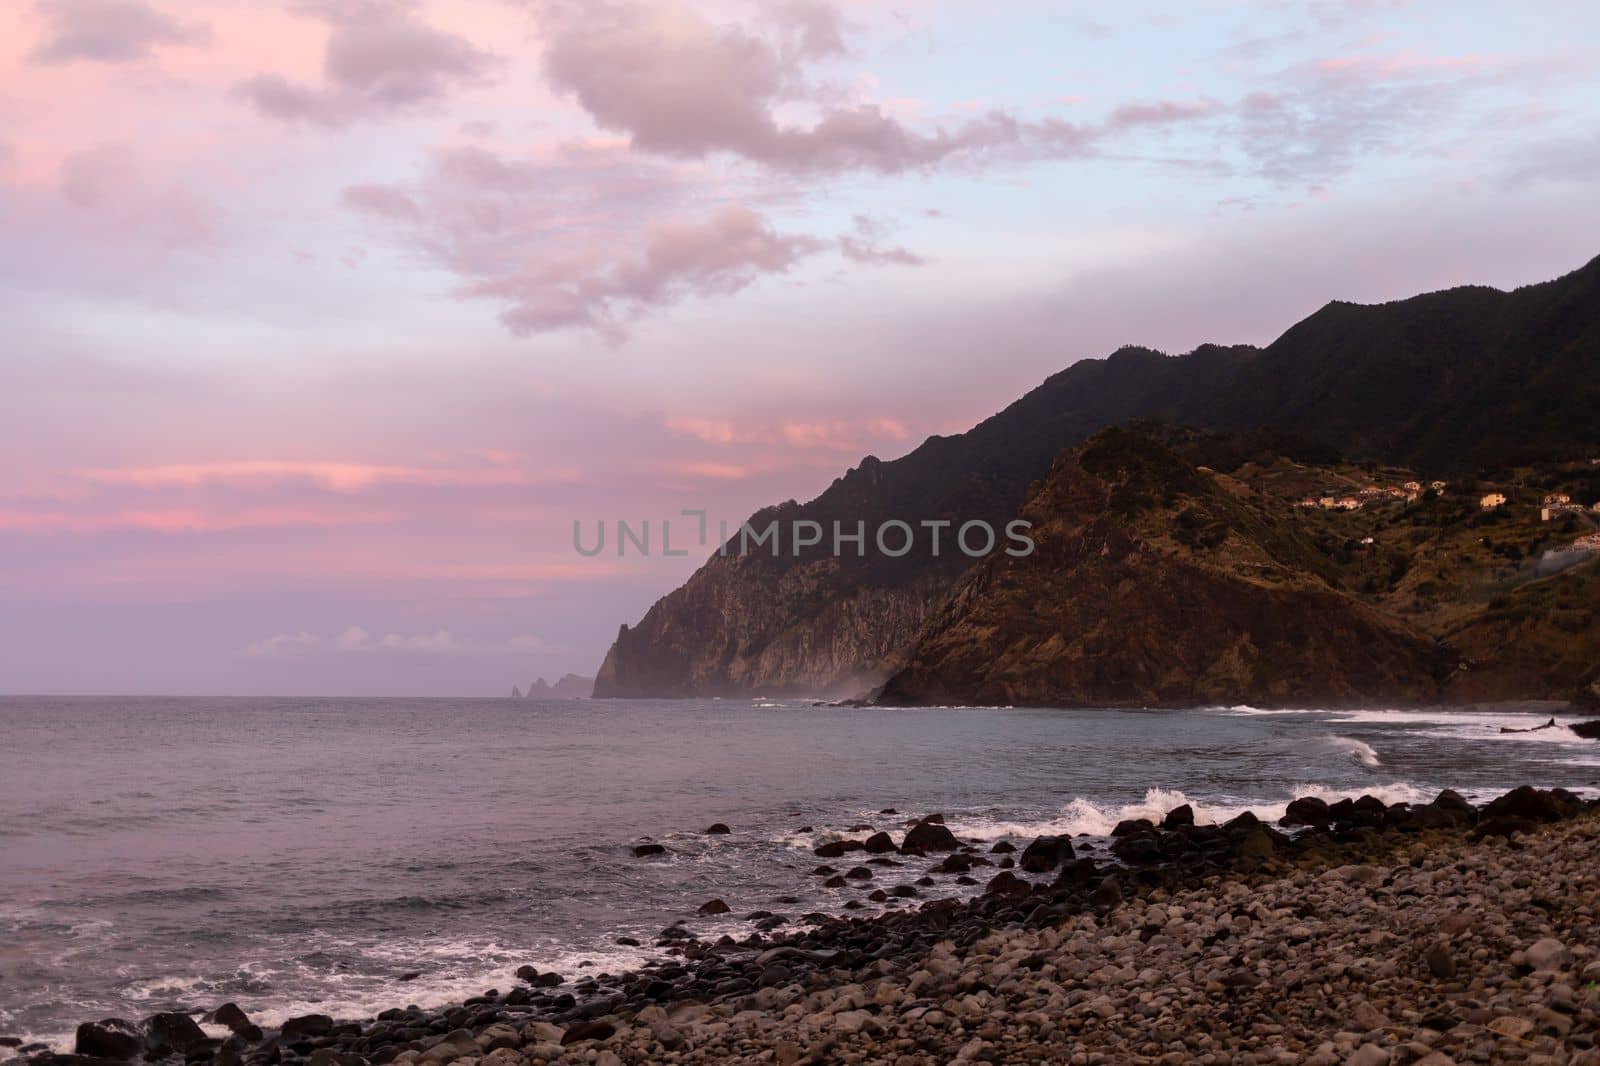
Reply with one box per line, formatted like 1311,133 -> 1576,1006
79,459 -> 534,491
537,0 -> 1028,173
464,204 -> 827,338
237,3 -> 495,127
30,0 -> 209,65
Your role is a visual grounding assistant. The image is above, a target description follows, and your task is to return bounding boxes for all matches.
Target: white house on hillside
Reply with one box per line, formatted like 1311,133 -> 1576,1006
1480,493 -> 1507,510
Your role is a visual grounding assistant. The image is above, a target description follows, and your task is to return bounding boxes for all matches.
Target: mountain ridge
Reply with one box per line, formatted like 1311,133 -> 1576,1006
595,254 -> 1600,700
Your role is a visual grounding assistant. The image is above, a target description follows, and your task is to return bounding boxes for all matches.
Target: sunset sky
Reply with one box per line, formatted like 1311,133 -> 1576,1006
2,0 -> 1598,695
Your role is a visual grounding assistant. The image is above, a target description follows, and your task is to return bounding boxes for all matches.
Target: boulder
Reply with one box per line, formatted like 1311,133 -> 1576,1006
202,1005 -> 251,1034
1110,818 -> 1154,838
703,823 -> 731,835
1483,786 -> 1583,823
901,819 -> 959,853
862,832 -> 897,854
74,1020 -> 142,1060
143,1013 -> 207,1056
984,871 -> 1032,898
1018,835 -> 1074,873
1282,796 -> 1331,828
632,844 -> 668,858
561,1021 -> 616,1046
279,1015 -> 334,1041
1161,804 -> 1195,829
697,899 -> 730,915
813,839 -> 864,858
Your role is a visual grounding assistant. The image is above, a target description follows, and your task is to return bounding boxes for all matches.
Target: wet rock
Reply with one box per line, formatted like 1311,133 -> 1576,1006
1282,796 -> 1331,828
984,871 -> 1032,898
1161,804 -> 1195,829
813,840 -> 863,859
697,899 -> 730,915
901,819 -> 959,854
74,1020 -> 142,1059
142,1013 -> 207,1057
1018,835 -> 1073,872
560,1021 -> 615,1045
1484,786 -> 1583,824
989,841 -> 1015,854
862,832 -> 896,854
704,823 -> 731,835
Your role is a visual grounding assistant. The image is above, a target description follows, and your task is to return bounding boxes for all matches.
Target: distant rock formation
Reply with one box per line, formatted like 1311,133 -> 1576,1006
525,674 -> 594,699
511,686 -> 523,699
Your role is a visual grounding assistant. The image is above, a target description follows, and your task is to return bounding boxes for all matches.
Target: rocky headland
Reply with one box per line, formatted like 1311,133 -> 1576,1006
18,787 -> 1600,1066
595,254 -> 1600,703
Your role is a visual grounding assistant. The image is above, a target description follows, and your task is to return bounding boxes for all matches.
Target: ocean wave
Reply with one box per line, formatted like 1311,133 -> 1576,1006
946,782 -> 1437,842
1326,735 -> 1382,767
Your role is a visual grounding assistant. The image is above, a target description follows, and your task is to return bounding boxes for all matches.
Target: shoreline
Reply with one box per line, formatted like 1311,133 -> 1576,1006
16,786 -> 1600,1066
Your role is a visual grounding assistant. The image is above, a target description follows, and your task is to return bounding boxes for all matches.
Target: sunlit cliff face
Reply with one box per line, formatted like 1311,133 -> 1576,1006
2,0 -> 1598,694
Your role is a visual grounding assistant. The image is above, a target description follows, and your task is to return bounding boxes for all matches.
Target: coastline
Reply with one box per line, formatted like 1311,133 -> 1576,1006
18,786 -> 1600,1066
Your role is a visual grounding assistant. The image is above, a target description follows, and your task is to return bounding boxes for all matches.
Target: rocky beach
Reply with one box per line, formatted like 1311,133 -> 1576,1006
17,785 -> 1600,1066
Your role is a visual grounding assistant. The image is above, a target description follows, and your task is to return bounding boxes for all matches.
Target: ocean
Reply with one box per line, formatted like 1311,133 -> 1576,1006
2,696 -> 1597,1048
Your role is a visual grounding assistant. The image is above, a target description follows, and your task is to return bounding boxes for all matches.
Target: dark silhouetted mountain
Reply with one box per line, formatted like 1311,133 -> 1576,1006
595,255 -> 1600,699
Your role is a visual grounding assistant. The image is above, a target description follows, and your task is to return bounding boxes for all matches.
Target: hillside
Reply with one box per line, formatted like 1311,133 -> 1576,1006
876,429 -> 1452,707
595,255 -> 1600,699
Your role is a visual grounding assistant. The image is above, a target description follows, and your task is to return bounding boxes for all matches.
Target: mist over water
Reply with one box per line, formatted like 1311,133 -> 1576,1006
2,696 -> 1597,1047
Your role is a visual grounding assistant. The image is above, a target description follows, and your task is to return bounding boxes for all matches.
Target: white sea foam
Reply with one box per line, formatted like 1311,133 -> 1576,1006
1326,735 -> 1382,767
947,782 -> 1438,843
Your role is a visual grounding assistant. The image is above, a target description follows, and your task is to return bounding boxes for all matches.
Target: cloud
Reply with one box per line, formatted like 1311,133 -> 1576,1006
837,214 -> 924,266
536,0 -> 1029,173
469,205 -> 827,338
30,0 -> 209,64
237,4 -> 495,127
80,459 -> 531,491
341,182 -> 423,222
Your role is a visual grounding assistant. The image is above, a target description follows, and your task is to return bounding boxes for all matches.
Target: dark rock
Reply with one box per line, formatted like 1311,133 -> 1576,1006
1483,786 -> 1583,823
203,1005 -> 251,1035
812,840 -> 863,858
844,867 -> 873,881
1223,810 -> 1262,833
823,875 -> 847,888
1282,796 -> 1331,828
1018,835 -> 1074,873
862,832 -> 896,854
984,871 -> 1032,898
398,972 -> 422,982
615,936 -> 640,947
1161,804 -> 1195,829
632,844 -> 667,858
989,841 -> 1015,854
74,1020 -> 142,1059
560,1021 -> 615,1045
277,1016 -> 333,1041
697,899 -> 730,916
704,823 -> 731,835
514,965 -> 540,983
143,1013 -> 207,1056
933,853 -> 975,874
901,819 -> 959,853
1571,719 -> 1600,739
1425,942 -> 1457,980
1090,876 -> 1124,909
532,972 -> 565,987
1111,818 -> 1154,838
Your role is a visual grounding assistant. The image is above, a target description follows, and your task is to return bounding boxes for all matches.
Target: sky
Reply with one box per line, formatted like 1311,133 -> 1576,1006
1,0 -> 1598,696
